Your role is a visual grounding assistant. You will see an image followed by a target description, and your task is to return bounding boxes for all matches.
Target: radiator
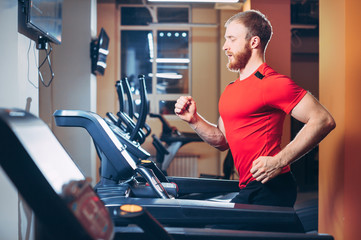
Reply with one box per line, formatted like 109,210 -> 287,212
167,154 -> 199,177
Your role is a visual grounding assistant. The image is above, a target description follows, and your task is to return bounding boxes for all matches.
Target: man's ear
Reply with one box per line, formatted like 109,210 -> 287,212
250,36 -> 261,49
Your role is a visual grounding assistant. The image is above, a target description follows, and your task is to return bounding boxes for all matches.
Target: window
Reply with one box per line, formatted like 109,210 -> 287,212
121,7 -> 152,25
156,30 -> 189,94
157,7 -> 189,23
121,30 -> 153,93
120,5 -> 190,115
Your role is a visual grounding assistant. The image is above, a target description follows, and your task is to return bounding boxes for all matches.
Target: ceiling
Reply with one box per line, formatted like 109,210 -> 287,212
100,0 -> 319,35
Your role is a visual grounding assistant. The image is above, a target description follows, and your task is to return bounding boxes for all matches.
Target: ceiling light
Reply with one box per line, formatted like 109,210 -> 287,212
150,58 -> 190,63
148,73 -> 183,79
148,0 -> 239,3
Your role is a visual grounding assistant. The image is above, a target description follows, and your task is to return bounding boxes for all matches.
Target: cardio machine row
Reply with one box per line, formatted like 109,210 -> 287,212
107,75 -> 204,175
53,108 -> 304,233
0,87 -> 333,239
52,75 -> 330,238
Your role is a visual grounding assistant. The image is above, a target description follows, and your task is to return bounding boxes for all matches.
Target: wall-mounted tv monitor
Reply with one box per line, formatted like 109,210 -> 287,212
91,28 -> 110,76
19,0 -> 63,45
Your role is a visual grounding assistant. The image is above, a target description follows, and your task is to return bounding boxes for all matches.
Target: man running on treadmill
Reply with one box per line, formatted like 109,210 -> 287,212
174,10 -> 335,207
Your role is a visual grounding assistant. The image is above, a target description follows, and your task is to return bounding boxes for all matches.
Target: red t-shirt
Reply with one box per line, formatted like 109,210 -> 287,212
218,63 -> 307,188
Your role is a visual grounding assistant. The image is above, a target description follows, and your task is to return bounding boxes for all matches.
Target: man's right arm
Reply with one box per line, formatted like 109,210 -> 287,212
174,96 -> 229,151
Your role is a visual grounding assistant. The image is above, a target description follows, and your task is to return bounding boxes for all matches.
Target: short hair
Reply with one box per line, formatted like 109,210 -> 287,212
225,10 -> 273,52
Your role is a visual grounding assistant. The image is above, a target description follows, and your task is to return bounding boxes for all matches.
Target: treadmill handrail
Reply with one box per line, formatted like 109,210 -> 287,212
121,77 -> 135,119
53,109 -> 138,180
104,197 -> 305,233
130,75 -> 148,142
166,176 -> 239,195
116,80 -> 125,114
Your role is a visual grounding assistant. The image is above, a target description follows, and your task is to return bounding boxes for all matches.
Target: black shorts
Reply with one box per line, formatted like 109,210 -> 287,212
230,172 -> 297,207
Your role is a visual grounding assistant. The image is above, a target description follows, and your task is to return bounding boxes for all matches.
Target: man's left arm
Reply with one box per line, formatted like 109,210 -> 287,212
250,92 -> 336,183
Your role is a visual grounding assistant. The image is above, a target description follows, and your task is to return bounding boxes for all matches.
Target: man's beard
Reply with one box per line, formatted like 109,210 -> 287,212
226,43 -> 252,73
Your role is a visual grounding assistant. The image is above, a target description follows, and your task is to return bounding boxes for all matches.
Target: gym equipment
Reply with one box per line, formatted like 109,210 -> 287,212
0,108 -> 333,240
111,75 -> 203,173
109,75 -> 150,144
150,113 -> 235,179
149,112 -> 203,173
53,109 -> 312,234
0,108 -> 173,240
53,109 -> 170,199
0,108 -> 114,240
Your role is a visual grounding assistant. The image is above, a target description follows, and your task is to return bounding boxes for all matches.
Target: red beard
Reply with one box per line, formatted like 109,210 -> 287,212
226,42 -> 252,72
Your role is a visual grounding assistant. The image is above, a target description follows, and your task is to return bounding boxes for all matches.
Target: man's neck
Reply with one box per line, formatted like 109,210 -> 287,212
238,56 -> 265,81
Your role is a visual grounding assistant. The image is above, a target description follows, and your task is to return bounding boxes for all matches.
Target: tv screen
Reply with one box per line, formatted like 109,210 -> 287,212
91,28 -> 110,76
26,0 -> 63,44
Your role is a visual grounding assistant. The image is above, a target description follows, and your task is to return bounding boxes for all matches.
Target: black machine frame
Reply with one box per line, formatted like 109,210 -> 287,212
0,108 -> 334,240
53,109 -> 332,237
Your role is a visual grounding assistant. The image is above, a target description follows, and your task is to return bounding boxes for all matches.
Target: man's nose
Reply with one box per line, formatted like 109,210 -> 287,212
222,42 -> 228,51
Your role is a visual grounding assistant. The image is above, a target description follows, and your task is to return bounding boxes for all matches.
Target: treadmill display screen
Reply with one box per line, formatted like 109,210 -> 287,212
12,119 -> 84,194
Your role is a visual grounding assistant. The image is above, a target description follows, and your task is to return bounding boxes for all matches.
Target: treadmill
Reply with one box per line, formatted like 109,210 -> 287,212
0,108 -> 333,240
0,108 -> 114,240
53,109 -> 330,235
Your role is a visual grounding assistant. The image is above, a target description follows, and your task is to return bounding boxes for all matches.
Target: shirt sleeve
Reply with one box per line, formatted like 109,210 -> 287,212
262,75 -> 307,114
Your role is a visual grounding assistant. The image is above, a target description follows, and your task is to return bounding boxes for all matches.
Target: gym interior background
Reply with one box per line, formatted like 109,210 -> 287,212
0,0 -> 360,239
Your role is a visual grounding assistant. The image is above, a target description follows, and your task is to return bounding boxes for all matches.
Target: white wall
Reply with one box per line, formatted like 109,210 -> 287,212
0,1 -> 39,239
39,0 -> 98,184
0,0 -> 97,238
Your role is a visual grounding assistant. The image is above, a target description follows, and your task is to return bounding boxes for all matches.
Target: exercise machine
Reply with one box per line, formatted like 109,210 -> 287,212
0,108 -> 114,240
0,108 -> 333,240
112,75 -> 233,177
149,112 -> 203,173
54,109 -> 320,234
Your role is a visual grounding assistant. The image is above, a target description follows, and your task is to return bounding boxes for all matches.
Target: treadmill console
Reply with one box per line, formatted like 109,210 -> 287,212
61,180 -> 114,240
0,108 -> 114,240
